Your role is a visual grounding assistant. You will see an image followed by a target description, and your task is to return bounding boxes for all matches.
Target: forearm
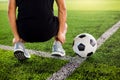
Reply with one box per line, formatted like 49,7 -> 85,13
8,11 -> 19,38
8,0 -> 19,38
56,0 -> 67,34
58,6 -> 67,33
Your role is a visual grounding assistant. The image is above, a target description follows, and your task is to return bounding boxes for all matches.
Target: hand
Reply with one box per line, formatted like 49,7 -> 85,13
56,32 -> 66,44
56,24 -> 67,44
12,37 -> 24,44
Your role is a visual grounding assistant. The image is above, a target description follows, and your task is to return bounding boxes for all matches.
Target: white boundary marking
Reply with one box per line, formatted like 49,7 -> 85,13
47,21 -> 120,80
0,21 -> 120,80
0,44 -> 72,61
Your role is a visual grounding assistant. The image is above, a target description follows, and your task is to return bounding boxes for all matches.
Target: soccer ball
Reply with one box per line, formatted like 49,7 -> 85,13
72,33 -> 97,57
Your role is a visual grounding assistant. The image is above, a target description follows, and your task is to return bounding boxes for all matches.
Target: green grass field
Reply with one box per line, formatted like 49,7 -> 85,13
0,1 -> 120,80
0,49 -> 68,80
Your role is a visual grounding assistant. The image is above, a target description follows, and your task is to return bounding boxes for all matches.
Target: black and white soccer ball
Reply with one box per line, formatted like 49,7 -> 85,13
73,33 -> 97,57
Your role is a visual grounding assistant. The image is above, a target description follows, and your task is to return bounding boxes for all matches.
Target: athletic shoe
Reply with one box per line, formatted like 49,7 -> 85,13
14,42 -> 30,60
51,41 -> 65,57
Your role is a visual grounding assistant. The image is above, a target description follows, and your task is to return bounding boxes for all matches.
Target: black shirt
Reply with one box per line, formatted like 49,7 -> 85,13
16,0 -> 59,42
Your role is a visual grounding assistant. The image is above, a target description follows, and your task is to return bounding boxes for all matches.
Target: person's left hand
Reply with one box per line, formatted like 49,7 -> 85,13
13,37 -> 25,45
56,32 -> 66,44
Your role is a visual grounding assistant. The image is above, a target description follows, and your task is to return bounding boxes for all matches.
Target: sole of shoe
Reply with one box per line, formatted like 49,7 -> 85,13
51,52 -> 65,57
14,50 -> 28,60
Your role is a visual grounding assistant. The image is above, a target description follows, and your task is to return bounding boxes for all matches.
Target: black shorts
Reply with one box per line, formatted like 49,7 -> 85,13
17,16 -> 59,42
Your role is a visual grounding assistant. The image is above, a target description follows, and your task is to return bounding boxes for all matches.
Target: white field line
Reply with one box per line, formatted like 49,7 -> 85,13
97,21 -> 120,48
47,21 -> 120,80
0,44 -> 72,61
